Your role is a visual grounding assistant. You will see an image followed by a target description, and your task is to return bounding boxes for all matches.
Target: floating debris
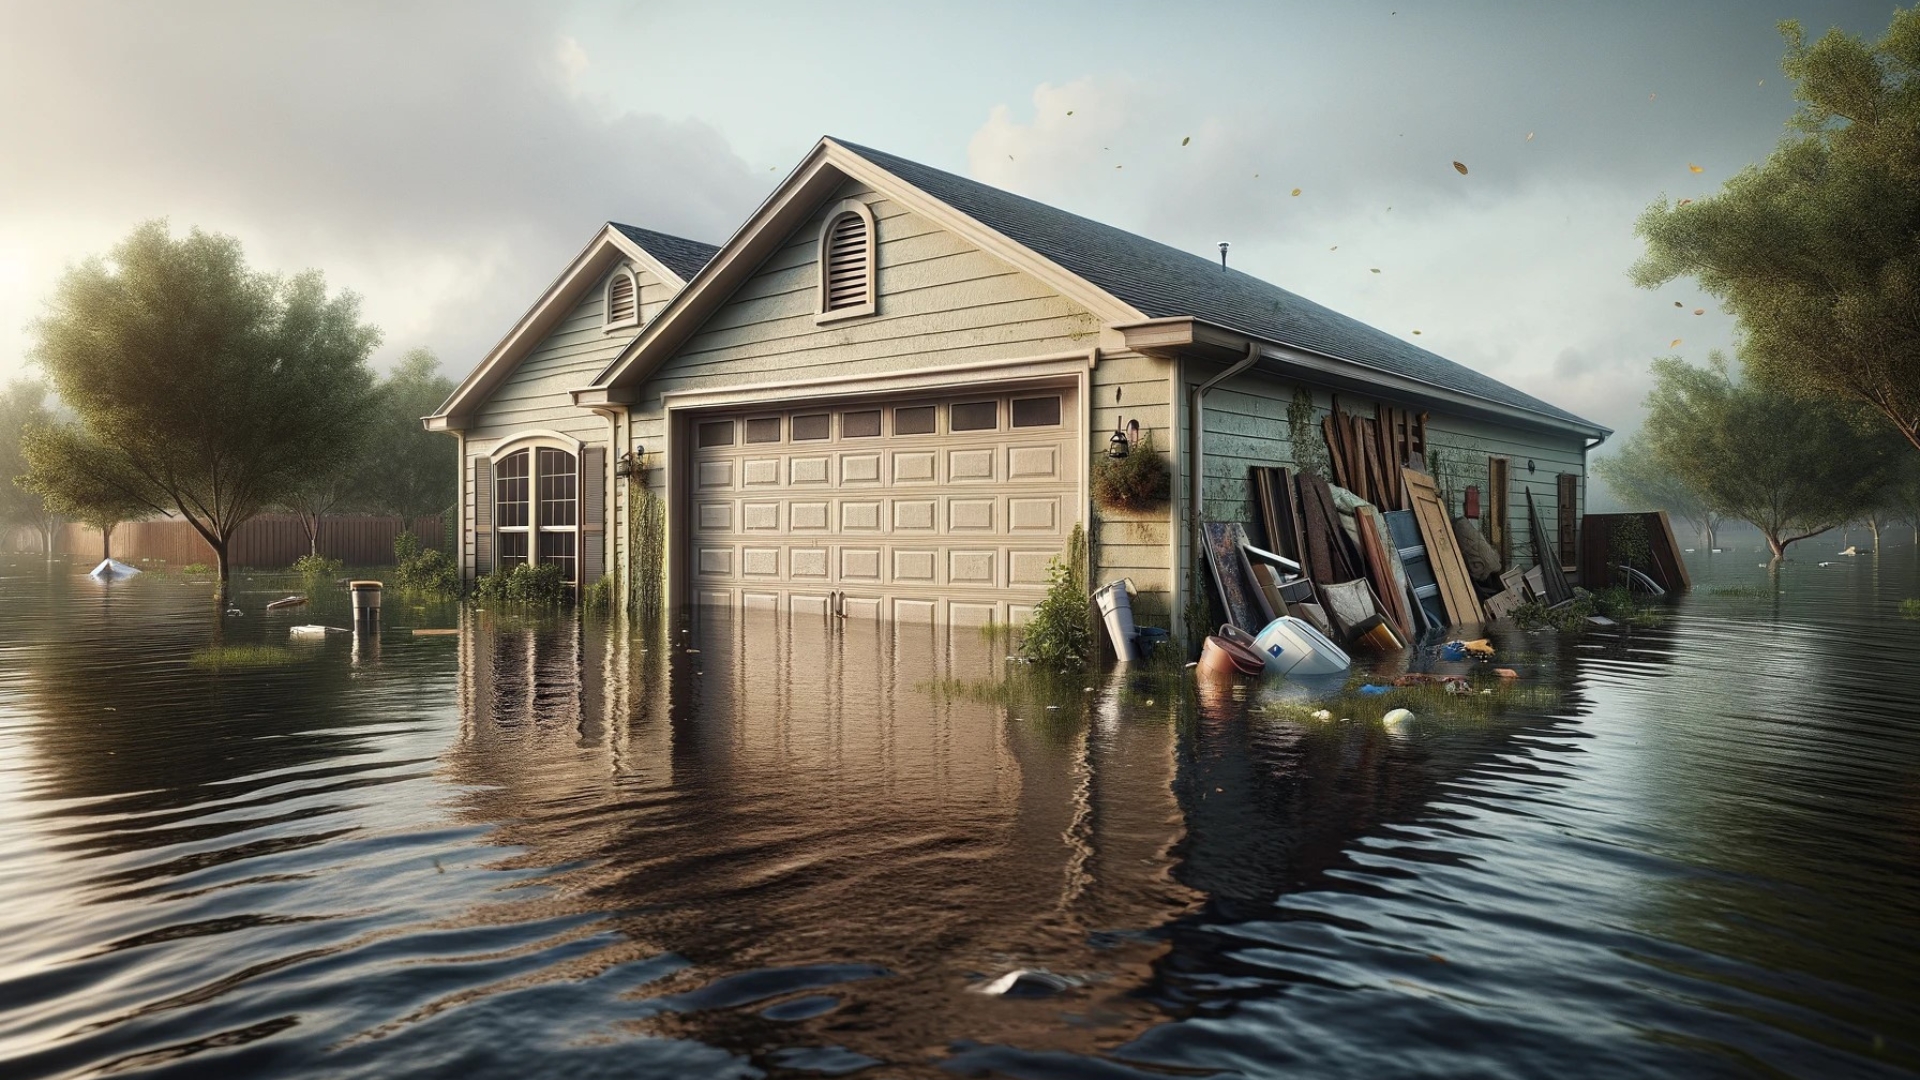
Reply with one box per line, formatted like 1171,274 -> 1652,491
1453,160 -> 1469,175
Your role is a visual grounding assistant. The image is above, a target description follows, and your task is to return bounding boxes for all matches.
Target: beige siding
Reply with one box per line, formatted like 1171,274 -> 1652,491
1089,349 -> 1174,625
461,262 -> 659,579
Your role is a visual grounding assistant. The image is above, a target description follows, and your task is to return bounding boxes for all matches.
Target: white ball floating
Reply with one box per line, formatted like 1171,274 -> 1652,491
1382,708 -> 1414,729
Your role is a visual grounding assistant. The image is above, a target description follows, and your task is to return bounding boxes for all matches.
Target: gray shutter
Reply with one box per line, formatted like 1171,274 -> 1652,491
581,446 -> 605,583
472,455 -> 492,577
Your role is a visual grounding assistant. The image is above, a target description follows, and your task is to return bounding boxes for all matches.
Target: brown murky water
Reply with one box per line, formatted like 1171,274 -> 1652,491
1,547 -> 1917,1078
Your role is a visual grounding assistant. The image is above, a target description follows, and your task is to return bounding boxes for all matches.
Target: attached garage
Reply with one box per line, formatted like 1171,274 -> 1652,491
685,385 -> 1081,625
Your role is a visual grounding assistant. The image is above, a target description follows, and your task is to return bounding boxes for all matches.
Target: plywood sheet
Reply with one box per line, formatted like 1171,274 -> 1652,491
1404,467 -> 1484,626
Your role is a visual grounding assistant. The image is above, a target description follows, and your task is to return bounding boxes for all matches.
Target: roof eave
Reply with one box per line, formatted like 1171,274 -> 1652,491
1117,317 -> 1610,440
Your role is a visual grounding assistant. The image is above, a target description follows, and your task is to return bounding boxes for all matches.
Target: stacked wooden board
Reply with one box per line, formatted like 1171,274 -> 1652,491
1321,400 -> 1428,512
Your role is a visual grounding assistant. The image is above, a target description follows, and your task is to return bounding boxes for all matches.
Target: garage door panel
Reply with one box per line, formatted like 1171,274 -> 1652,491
948,448 -> 995,482
690,386 -> 1079,625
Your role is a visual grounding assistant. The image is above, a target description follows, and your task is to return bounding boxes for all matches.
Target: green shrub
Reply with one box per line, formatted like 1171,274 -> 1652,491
393,532 -> 458,597
1091,432 -> 1170,511
1017,524 -> 1092,669
181,562 -> 215,576
471,562 -> 568,607
1512,587 -> 1665,632
1901,598 -> 1920,621
582,575 -> 615,614
292,553 -> 342,577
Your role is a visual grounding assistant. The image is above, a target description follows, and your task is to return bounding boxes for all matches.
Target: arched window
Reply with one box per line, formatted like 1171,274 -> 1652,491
491,441 -> 578,583
815,199 -> 876,323
605,268 -> 638,329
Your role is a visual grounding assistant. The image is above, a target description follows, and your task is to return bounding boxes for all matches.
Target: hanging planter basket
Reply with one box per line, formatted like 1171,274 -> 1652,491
1092,432 -> 1170,512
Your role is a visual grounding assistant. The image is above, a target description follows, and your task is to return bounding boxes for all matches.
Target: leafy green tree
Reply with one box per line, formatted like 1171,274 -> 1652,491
20,425 -> 154,561
357,348 -> 456,522
0,379 -> 61,554
27,221 -> 379,603
1641,353 -> 1894,559
1882,446 -> 1920,545
1593,435 -> 1725,548
1631,9 -> 1920,454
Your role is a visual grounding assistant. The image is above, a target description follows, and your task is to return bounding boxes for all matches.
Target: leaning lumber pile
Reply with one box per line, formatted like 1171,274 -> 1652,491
1321,399 -> 1427,511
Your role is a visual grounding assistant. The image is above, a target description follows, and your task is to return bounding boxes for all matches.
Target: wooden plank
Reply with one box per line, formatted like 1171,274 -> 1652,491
1278,467 -> 1310,575
1526,489 -> 1574,605
1649,509 -> 1691,591
1356,505 -> 1413,640
1321,414 -> 1348,486
1202,521 -> 1262,631
1404,467 -> 1484,626
1487,456 -> 1511,565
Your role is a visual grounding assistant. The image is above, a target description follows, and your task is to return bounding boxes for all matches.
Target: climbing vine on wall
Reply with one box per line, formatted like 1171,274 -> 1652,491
627,458 -> 665,621
1287,388 -> 1330,478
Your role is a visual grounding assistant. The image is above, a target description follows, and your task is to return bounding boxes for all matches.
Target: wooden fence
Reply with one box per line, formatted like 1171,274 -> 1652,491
46,514 -> 446,568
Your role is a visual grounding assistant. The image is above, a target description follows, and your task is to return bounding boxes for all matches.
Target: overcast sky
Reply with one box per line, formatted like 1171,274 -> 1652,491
0,0 -> 1901,440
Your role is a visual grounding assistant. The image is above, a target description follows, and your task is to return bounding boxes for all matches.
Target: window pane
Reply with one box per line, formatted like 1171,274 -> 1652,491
744,417 -> 781,443
842,410 -> 880,438
951,401 -> 997,431
698,420 -> 734,448
538,447 -> 576,527
497,530 -> 528,569
538,530 -> 577,584
1011,395 -> 1061,427
893,405 -> 936,435
792,413 -> 830,440
495,450 -> 529,528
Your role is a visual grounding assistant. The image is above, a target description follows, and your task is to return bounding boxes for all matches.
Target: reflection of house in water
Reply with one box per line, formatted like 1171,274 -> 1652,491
445,613 -> 1200,1071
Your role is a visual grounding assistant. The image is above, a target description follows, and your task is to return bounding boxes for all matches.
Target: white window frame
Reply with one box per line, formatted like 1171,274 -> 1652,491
604,266 -> 640,332
490,431 -> 583,584
813,198 -> 877,325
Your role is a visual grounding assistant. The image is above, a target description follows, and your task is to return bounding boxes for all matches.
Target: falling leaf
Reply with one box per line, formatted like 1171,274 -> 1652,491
1678,198 -> 1693,205
1689,164 -> 1704,173
1067,110 -> 1074,115
1371,268 -> 1382,274
1329,245 -> 1338,250
1650,92 -> 1657,100
1412,330 -> 1423,335
1694,308 -> 1705,315
1116,165 -> 1123,169
1008,155 -> 1014,161
1526,132 -> 1534,141
1757,80 -> 1763,87
1182,136 -> 1191,146
1453,160 -> 1469,175
1671,339 -> 1683,347
1291,187 -> 1301,196
1673,301 -> 1683,307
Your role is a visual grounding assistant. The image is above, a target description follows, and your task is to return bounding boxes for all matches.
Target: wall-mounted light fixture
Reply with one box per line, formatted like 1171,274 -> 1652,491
1108,416 -> 1145,460
614,444 -> 645,478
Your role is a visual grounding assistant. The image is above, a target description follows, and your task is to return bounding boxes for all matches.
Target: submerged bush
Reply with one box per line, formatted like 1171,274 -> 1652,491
1901,598 -> 1920,621
1017,524 -> 1092,669
292,553 -> 342,577
582,575 -> 615,615
472,562 -> 568,608
1512,587 -> 1664,632
393,532 -> 458,597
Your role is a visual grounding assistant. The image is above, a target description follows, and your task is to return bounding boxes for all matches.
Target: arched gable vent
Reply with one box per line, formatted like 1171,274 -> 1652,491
816,199 -> 877,322
606,269 -> 638,327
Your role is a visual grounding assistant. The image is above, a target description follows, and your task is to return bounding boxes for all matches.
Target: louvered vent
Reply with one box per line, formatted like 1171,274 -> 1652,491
607,272 -> 637,324
823,212 -> 870,312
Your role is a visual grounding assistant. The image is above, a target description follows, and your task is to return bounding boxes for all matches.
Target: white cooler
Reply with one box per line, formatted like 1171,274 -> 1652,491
1252,616 -> 1351,677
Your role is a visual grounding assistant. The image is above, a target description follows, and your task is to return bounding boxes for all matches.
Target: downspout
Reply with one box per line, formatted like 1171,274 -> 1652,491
1187,343 -> 1261,542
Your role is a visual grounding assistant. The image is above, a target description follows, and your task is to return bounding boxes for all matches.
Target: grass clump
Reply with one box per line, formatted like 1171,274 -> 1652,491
180,562 -> 215,577
472,562 -> 568,608
291,554 -> 342,577
1260,675 -> 1563,726
582,575 -> 615,615
1901,599 -> 1920,621
392,532 -> 458,597
1513,587 -> 1664,632
190,645 -> 299,671
1016,524 -> 1092,669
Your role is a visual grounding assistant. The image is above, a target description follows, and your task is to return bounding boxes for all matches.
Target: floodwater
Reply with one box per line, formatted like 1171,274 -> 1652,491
0,548 -> 1916,1079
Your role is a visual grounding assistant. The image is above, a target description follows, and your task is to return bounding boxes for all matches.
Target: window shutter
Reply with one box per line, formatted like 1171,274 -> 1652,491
473,456 -> 492,576
1557,472 -> 1578,568
823,212 -> 870,311
581,446 -> 605,583
608,273 -> 637,324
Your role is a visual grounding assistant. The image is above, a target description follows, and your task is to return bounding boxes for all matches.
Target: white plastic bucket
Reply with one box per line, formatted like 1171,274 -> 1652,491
1251,616 -> 1351,677
1092,579 -> 1139,662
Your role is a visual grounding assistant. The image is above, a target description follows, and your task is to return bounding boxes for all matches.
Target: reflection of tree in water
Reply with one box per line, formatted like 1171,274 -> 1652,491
440,612 -> 1202,1073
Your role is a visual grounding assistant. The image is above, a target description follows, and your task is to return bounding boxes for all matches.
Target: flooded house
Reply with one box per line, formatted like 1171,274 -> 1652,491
424,137 -> 1608,633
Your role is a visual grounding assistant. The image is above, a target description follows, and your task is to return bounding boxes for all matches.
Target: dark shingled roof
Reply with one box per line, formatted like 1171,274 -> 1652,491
609,223 -> 720,283
833,139 -> 1603,434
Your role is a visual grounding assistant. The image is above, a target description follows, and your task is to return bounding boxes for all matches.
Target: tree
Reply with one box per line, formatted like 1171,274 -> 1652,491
1883,447 -> 1920,545
1641,352 -> 1894,559
27,222 -> 379,603
1631,9 -> 1920,454
1592,434 -> 1725,548
20,425 -> 154,561
356,348 -> 457,522
0,379 -> 61,554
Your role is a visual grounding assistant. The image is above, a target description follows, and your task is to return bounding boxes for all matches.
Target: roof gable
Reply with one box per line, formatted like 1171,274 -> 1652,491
426,223 -> 718,430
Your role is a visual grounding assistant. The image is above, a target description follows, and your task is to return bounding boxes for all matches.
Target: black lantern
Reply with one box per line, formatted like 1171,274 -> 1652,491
615,445 -> 644,478
1108,418 -> 1130,459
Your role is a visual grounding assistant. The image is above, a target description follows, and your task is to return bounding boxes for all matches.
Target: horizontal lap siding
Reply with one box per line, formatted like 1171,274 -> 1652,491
1091,349 -> 1175,624
1422,412 -> 1587,567
628,179 -> 1101,499
463,263 -> 655,579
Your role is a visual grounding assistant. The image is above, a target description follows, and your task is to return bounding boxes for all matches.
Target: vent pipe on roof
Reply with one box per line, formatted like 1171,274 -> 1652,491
1218,241 -> 1230,270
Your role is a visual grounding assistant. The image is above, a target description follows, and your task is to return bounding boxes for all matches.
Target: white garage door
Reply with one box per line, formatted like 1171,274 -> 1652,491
689,386 -> 1080,625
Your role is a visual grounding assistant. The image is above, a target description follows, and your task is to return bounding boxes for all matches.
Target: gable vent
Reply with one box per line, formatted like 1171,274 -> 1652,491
607,271 -> 637,325
823,212 -> 870,311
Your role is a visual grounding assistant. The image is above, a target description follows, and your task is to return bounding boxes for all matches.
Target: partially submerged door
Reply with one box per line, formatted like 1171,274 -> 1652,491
687,386 -> 1080,626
